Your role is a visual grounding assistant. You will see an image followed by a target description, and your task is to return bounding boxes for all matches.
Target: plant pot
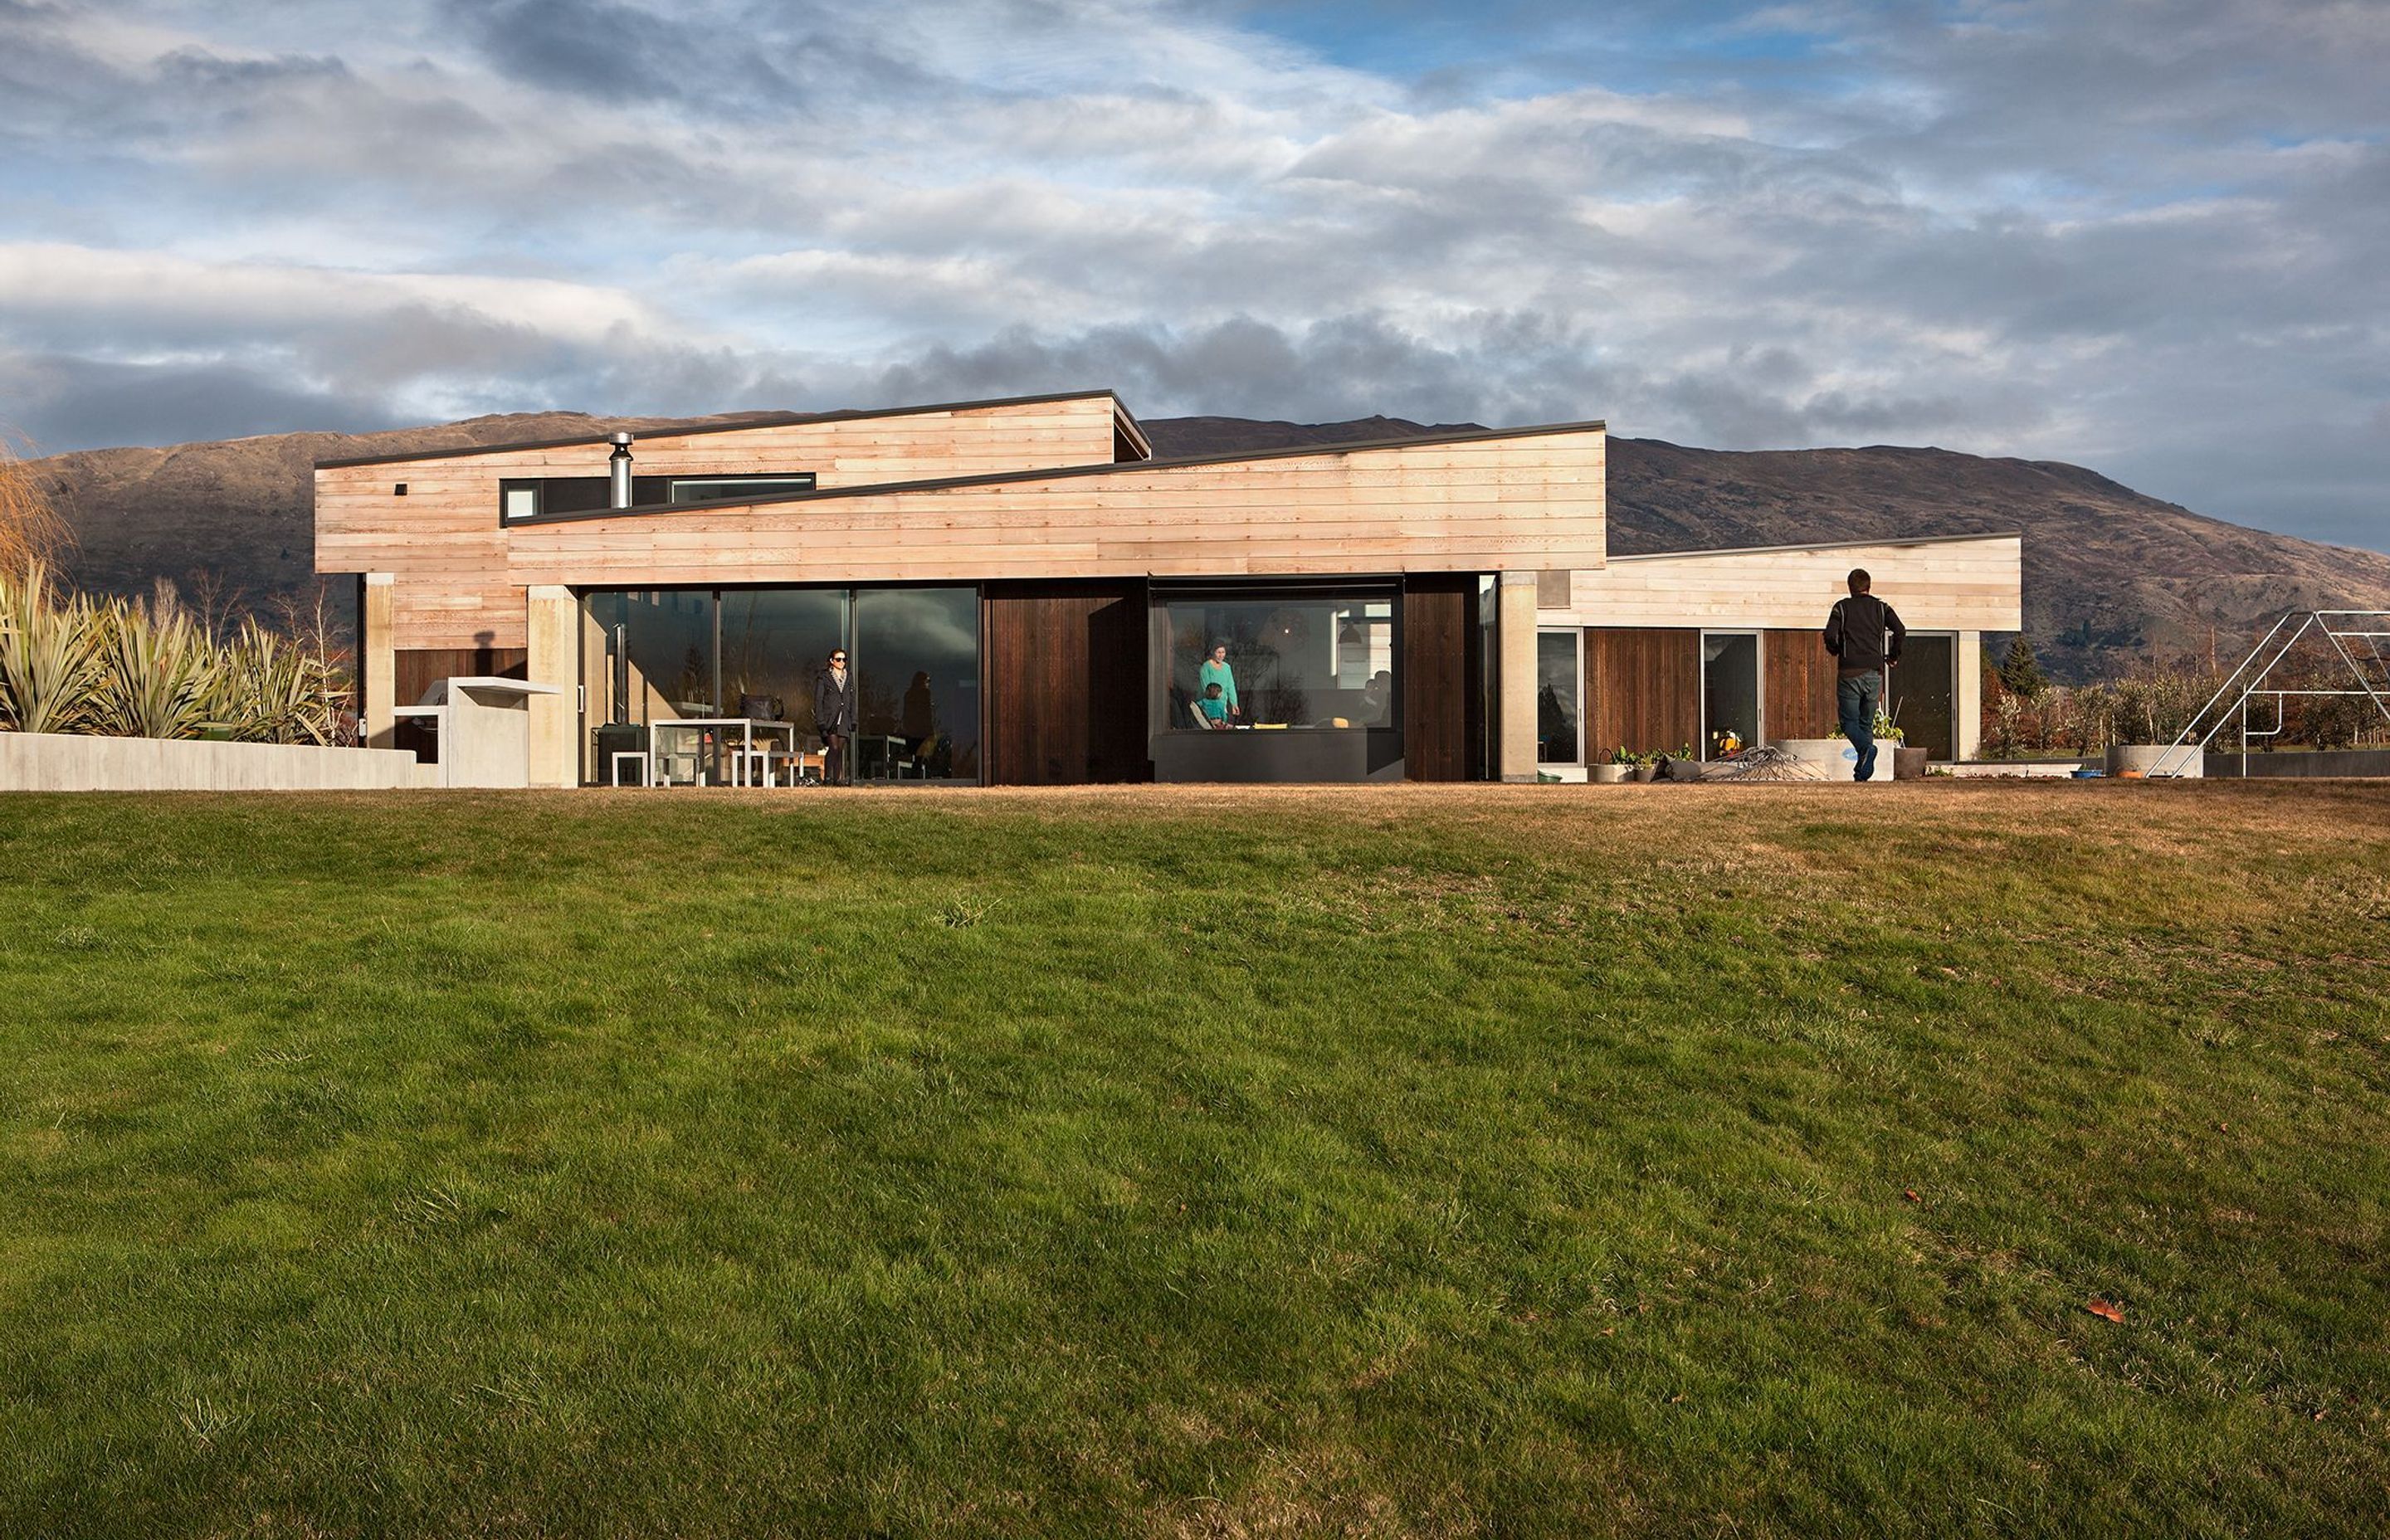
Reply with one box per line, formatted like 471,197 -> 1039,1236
1632,763 -> 1659,783
1775,738 -> 1892,782
1893,745 -> 1930,780
1592,763 -> 1629,784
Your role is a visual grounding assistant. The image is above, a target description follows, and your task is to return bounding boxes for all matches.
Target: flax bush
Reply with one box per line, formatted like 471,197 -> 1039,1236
0,561 -> 349,744
0,562 -> 108,735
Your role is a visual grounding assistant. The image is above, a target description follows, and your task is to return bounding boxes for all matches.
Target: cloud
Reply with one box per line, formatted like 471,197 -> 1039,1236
0,0 -> 2384,550
0,349 -> 398,450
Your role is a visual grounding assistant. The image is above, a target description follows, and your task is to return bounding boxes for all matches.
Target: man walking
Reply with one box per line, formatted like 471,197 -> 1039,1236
814,646 -> 856,786
1823,569 -> 1906,782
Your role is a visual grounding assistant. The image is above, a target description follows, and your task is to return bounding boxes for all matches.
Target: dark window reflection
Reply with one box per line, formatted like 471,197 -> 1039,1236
591,589 -> 716,724
1537,631 -> 1579,763
1890,634 -> 1956,759
1702,631 -> 1759,759
720,588 -> 845,739
855,587 -> 980,781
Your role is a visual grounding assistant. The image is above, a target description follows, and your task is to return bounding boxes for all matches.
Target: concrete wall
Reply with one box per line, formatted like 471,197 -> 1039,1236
2206,748 -> 2390,778
0,732 -> 437,792
524,586 -> 578,787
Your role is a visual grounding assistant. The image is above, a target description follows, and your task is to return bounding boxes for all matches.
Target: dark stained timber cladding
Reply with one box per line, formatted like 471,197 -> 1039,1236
1763,628 -> 1840,742
983,581 -> 1149,785
1583,628 -> 1700,759
1402,574 -> 1475,782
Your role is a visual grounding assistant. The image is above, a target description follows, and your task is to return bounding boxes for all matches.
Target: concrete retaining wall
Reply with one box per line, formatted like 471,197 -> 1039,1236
2204,748 -> 2390,778
2108,744 -> 2202,778
0,731 -> 437,792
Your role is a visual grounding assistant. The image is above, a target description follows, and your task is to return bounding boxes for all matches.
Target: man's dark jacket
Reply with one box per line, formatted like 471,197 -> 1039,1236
1823,593 -> 1907,675
813,667 -> 857,739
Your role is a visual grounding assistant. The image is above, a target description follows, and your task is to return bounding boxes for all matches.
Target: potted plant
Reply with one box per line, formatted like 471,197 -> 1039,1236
1881,709 -> 1929,780
1819,723 -> 1895,781
1632,749 -> 1660,783
1593,745 -> 1633,784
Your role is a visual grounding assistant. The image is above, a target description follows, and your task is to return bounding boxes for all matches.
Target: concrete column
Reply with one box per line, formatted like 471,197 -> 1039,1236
524,585 -> 580,787
1497,571 -> 1539,782
362,573 -> 396,750
1956,631 -> 1983,761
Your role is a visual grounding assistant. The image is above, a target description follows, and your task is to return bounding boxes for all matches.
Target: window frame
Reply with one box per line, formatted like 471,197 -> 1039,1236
666,475 -> 817,505
1698,628 -> 1764,760
1536,626 -> 1584,766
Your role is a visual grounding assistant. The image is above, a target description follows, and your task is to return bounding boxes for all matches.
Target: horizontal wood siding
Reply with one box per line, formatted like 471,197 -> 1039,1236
318,397 -> 1129,649
1558,536 -> 2021,633
982,581 -> 1149,785
1401,574 -> 1475,782
1583,628 -> 1699,760
505,432 -> 1608,592
1763,628 -> 1839,741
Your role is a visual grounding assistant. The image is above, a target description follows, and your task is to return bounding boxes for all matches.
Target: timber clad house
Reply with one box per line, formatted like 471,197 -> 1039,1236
314,389 -> 2023,786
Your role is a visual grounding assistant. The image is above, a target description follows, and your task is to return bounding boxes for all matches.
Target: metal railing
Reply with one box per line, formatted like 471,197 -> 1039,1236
2151,611 -> 2390,777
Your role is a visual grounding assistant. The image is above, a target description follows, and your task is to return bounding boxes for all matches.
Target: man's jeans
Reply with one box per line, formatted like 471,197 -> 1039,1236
1836,671 -> 1883,782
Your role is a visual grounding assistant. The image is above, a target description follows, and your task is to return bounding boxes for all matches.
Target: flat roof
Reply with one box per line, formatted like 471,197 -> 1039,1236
501,417 -> 1612,528
1607,529 -> 2022,561
315,388 -> 1150,469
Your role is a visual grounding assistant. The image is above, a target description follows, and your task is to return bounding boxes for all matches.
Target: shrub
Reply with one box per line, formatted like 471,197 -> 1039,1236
94,593 -> 220,739
0,562 -> 107,735
1,561 -> 350,745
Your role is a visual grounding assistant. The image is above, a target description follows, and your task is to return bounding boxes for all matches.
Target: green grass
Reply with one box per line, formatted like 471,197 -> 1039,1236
2,782 -> 2387,1537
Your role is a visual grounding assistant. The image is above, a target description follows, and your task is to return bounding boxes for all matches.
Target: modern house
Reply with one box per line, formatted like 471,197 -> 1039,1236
314,389 -> 2022,785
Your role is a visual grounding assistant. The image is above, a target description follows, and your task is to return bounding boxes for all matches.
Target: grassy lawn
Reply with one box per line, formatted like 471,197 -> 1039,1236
2,781 -> 2387,1538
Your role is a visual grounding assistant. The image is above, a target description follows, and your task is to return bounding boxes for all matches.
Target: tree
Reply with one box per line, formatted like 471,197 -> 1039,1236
2000,635 -> 2048,698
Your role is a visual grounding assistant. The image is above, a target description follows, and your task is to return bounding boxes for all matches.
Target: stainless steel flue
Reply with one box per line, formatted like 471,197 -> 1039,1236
607,431 -> 634,509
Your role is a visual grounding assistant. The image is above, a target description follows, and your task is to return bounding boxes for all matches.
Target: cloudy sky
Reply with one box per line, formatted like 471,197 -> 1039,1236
1,0 -> 2384,550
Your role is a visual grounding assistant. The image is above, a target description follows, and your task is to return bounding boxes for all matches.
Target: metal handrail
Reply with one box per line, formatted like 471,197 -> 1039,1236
2153,610 -> 2390,777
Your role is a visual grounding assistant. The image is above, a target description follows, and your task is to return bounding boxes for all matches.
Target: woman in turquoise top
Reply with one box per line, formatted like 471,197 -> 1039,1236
1198,642 -> 1239,720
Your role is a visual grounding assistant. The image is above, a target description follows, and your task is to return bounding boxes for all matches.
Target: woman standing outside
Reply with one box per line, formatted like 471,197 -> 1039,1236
1198,641 -> 1240,724
814,646 -> 856,785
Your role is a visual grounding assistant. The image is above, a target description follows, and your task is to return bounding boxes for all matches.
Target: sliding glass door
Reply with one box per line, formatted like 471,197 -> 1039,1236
1701,631 -> 1760,758
853,587 -> 981,782
579,584 -> 981,783
1890,632 -> 1957,759
1537,629 -> 1582,764
720,588 -> 846,740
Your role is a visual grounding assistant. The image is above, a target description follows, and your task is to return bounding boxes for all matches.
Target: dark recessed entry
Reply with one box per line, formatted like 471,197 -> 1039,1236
393,483 -> 408,495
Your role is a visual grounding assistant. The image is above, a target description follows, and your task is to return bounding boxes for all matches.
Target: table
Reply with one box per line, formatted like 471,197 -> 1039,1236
649,719 -> 800,787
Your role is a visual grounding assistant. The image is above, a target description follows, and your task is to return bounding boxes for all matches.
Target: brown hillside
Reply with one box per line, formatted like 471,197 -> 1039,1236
1599,439 -> 2390,679
24,411 -> 2390,681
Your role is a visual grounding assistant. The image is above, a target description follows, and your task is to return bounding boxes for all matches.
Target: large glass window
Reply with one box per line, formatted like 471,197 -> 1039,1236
1537,630 -> 1581,763
578,584 -> 981,783
1890,632 -> 1957,759
588,589 -> 717,724
1159,590 -> 1397,731
670,475 -> 817,504
1701,631 -> 1760,758
854,587 -> 980,782
720,588 -> 846,739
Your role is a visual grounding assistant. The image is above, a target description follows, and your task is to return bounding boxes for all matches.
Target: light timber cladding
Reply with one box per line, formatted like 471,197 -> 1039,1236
505,430 -> 1609,591
1553,534 -> 2021,632
315,394 -> 1135,649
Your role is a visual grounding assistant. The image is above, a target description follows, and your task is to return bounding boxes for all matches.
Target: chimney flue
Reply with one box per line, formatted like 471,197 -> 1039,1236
607,431 -> 634,509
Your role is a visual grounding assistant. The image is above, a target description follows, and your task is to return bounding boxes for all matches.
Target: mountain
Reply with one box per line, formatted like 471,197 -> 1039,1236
21,410 -> 2390,680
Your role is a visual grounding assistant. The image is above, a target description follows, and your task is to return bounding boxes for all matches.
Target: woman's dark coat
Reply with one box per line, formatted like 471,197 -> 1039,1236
813,666 -> 857,739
